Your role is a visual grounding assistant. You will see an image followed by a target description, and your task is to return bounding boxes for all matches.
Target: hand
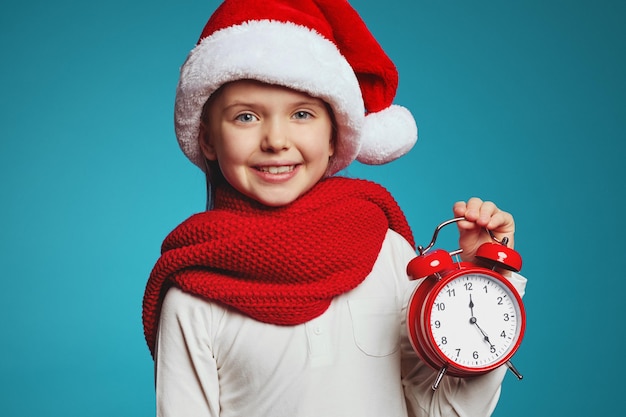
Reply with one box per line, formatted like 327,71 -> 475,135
469,316 -> 495,350
453,197 -> 515,262
467,294 -> 495,350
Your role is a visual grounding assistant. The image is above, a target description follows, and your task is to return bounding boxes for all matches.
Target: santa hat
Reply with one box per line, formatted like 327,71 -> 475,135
174,0 -> 417,174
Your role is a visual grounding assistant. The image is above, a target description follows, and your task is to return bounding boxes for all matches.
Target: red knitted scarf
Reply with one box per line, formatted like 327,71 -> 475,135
142,177 -> 414,356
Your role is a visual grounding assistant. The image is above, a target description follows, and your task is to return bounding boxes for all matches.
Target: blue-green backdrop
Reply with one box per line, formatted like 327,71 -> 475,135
2,0 -> 624,415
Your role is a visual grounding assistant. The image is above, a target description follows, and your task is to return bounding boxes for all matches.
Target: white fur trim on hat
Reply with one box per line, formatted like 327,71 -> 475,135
175,20 -> 365,175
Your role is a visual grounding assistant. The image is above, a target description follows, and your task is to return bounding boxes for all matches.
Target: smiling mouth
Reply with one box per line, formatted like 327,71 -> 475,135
257,166 -> 296,174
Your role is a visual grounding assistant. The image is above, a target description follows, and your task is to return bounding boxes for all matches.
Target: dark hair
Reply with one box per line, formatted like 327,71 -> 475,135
203,159 -> 224,210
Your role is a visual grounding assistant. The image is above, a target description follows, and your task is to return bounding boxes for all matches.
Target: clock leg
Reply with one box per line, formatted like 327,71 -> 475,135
506,360 -> 523,380
432,365 -> 448,391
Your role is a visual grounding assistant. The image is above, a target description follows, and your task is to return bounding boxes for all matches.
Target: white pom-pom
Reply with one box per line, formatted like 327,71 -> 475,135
356,105 -> 418,165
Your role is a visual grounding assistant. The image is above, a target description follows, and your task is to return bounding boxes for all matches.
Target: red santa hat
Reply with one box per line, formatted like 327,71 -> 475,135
175,0 -> 417,174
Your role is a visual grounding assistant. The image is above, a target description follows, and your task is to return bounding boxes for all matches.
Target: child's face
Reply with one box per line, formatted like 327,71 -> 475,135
200,80 -> 335,207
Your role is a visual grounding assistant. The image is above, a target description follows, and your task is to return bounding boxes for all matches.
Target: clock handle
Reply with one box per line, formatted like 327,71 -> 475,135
418,217 -> 517,255
417,217 -> 466,255
417,217 -> 523,272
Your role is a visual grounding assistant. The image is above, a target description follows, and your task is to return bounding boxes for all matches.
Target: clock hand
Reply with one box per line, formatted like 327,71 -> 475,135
468,295 -> 495,349
469,317 -> 495,349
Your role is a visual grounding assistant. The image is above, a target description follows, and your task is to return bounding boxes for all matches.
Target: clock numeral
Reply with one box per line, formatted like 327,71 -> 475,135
434,320 -> 441,329
441,337 -> 448,345
490,346 -> 496,354
473,351 -> 479,359
464,282 -> 473,291
503,313 -> 510,322
455,348 -> 461,358
500,330 -> 506,338
447,288 -> 456,297
435,302 -> 446,311
497,295 -> 507,305
483,285 -> 488,293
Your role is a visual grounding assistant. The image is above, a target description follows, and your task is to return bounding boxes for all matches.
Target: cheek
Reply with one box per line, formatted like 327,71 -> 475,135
213,139 -> 253,177
215,145 -> 246,170
216,158 -> 248,190
310,125 -> 335,157
303,140 -> 333,162
211,130 -> 247,163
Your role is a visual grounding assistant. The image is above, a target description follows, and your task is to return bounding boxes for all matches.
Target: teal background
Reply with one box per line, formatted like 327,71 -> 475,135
1,0 -> 624,415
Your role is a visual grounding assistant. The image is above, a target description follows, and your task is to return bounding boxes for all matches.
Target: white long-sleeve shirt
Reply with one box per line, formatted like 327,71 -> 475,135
155,229 -> 527,417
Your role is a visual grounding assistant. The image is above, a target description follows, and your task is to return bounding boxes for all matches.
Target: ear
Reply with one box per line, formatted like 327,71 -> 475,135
328,125 -> 337,157
198,122 -> 218,161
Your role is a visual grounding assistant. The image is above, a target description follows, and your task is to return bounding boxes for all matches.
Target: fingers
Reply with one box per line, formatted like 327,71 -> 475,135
453,198 -> 515,232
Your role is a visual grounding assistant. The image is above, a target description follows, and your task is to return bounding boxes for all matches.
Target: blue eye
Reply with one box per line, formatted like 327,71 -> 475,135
235,113 -> 257,123
293,111 -> 312,120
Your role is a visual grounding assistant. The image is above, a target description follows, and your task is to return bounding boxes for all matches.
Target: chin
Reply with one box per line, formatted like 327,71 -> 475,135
253,188 -> 308,207
257,196 -> 299,207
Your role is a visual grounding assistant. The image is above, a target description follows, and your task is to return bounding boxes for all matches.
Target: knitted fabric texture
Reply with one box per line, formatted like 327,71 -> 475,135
142,177 -> 414,356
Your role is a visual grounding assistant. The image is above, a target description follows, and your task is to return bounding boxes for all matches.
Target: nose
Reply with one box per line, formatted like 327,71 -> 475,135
261,118 -> 289,152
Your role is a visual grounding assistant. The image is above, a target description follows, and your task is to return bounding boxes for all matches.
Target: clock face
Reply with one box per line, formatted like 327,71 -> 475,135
427,272 -> 523,369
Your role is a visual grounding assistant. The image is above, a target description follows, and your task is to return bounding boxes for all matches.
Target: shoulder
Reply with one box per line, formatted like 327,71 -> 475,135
160,286 -> 229,334
377,229 -> 417,271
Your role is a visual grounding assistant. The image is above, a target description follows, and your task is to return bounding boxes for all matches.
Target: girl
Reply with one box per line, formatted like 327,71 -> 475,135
143,1 -> 526,416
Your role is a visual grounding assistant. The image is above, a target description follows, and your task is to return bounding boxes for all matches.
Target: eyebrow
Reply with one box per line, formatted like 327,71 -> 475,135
222,99 -> 327,112
292,100 -> 327,108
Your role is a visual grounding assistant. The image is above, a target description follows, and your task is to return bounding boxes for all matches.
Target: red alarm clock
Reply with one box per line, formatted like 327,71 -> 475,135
406,217 -> 525,390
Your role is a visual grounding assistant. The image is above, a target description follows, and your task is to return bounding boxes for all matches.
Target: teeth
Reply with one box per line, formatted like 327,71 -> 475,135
260,166 -> 294,174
